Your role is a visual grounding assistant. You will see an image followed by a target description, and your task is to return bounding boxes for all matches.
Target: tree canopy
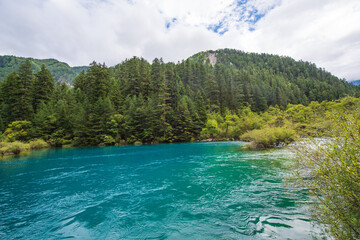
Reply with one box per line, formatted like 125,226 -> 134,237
0,49 -> 359,146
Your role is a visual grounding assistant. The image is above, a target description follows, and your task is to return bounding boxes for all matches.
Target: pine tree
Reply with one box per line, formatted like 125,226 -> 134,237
123,95 -> 147,143
33,64 -> 55,111
2,71 -> 33,121
173,96 -> 193,142
18,60 -> 34,120
73,70 -> 86,91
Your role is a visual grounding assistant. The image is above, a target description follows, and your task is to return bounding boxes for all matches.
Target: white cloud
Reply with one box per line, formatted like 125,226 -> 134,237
0,0 -> 359,80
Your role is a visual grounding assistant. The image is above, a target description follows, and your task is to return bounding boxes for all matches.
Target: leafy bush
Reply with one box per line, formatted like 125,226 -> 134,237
241,127 -> 295,149
98,135 -> 116,146
4,121 -> 33,142
29,139 -> 49,150
48,130 -> 71,147
200,119 -> 219,139
0,141 -> 30,155
291,113 -> 360,239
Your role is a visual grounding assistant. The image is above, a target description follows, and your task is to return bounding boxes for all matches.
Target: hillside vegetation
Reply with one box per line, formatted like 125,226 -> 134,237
190,49 -> 358,108
0,49 -> 359,151
0,55 -> 89,84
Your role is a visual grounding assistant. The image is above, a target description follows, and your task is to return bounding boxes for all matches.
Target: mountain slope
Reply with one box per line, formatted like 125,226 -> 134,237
187,49 -> 359,108
0,55 -> 89,84
190,49 -> 345,82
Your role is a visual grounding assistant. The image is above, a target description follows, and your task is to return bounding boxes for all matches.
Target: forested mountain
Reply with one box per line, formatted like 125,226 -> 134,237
0,49 -> 359,147
189,49 -> 358,109
0,55 -> 89,84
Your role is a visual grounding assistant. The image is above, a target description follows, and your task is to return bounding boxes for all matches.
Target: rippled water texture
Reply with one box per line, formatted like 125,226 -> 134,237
0,142 -> 322,239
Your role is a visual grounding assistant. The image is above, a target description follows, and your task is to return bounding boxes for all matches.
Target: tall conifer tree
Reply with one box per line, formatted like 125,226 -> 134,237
33,64 -> 55,111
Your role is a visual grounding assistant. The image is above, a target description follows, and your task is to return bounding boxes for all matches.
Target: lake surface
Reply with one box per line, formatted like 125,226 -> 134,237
0,142 -> 322,239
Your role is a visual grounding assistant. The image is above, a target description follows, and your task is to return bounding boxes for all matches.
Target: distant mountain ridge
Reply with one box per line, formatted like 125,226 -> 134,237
0,55 -> 89,84
189,49 -> 343,82
186,49 -> 359,105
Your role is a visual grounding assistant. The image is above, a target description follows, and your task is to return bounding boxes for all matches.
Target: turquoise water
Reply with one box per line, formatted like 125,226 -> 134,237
0,142 -> 322,239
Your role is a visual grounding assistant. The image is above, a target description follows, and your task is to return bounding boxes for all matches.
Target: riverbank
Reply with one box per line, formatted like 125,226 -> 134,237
0,139 -> 49,156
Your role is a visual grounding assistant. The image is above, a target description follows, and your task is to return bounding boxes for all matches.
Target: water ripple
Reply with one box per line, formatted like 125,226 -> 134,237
0,142 -> 323,239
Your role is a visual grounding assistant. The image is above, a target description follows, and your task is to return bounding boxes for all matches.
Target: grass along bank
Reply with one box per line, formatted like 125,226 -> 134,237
0,139 -> 49,156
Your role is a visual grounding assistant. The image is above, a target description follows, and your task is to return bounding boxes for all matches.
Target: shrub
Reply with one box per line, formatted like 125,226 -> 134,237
291,113 -> 360,239
0,141 -> 30,155
48,130 -> 71,147
29,139 -> 49,150
4,121 -> 33,142
241,127 -> 295,149
48,138 -> 68,147
200,119 -> 219,139
98,135 -> 116,146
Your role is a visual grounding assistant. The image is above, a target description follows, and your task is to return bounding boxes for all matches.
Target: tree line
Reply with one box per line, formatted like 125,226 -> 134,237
0,49 -> 358,146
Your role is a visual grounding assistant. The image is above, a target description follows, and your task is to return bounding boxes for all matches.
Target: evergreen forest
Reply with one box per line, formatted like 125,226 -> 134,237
0,49 -> 359,150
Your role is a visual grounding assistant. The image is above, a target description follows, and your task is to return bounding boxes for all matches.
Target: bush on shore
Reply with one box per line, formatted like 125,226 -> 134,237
0,141 -> 31,155
291,113 -> 360,239
29,139 -> 49,150
241,127 -> 296,150
0,139 -> 49,156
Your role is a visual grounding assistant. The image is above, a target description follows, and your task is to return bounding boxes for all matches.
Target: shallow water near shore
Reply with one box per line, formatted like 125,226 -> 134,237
0,142 -> 324,239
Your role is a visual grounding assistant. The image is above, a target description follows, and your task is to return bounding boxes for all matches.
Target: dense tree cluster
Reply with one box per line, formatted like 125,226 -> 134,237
191,49 -> 359,110
0,49 -> 358,146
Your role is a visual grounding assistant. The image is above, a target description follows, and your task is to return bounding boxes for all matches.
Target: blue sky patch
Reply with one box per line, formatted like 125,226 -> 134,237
207,0 -> 276,34
166,18 -> 177,29
208,21 -> 228,35
236,0 -> 248,6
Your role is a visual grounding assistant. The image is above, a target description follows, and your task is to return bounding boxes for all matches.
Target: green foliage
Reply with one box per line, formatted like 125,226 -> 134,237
0,50 -> 359,239
291,113 -> 360,239
201,119 -> 219,139
98,135 -> 116,146
0,141 -> 30,155
29,139 -> 49,150
190,49 -> 359,107
0,55 -> 89,84
0,50 -> 359,148
48,131 -> 70,147
4,121 -> 33,142
241,127 -> 295,149
33,64 -> 55,111
2,69 -> 33,121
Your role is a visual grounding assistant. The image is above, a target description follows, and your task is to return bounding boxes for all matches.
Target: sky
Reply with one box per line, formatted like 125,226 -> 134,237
0,0 -> 359,81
